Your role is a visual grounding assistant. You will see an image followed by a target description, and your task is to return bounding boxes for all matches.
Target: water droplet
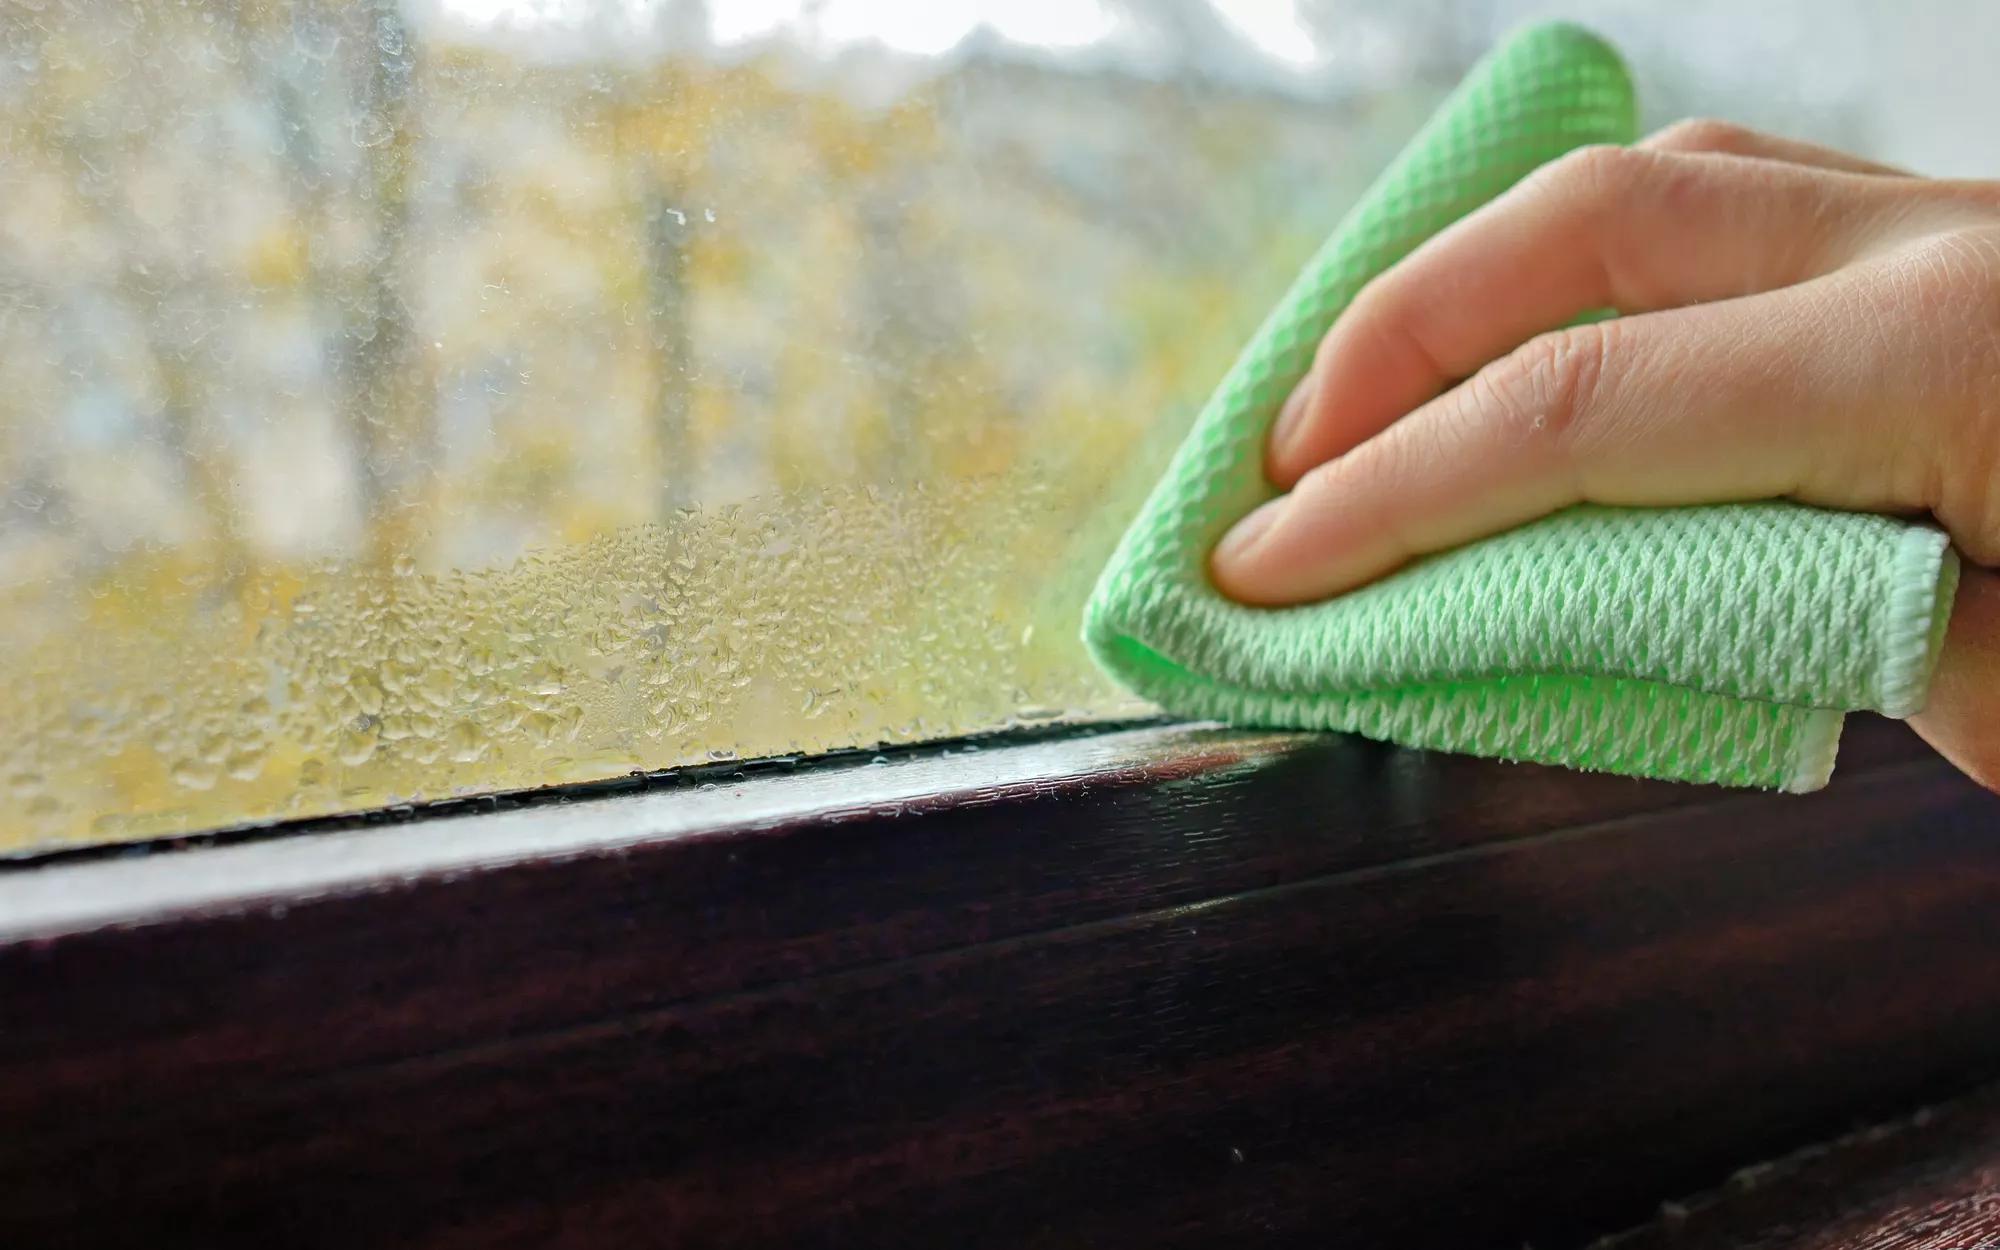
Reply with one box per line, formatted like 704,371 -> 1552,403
348,673 -> 385,715
350,113 -> 394,148
170,758 -> 221,791
337,720 -> 381,766
447,721 -> 488,763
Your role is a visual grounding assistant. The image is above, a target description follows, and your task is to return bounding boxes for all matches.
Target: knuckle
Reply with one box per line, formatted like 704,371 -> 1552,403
1648,117 -> 1756,154
1884,230 -> 2000,342
1470,322 -> 1617,449
1337,284 -> 1444,387
1938,230 -> 2000,319
1310,304 -> 1357,374
1296,437 -> 1422,559
1919,178 -> 2000,216
1532,143 -> 1640,204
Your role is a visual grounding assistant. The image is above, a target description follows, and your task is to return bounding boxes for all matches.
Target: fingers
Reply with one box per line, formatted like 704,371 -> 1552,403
1639,117 -> 1911,176
1911,565 -> 2000,792
1266,144 -> 1905,487
1213,282 -> 1911,606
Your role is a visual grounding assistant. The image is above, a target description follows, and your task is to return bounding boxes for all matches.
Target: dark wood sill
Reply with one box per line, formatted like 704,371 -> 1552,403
2,716 -> 1997,1249
1595,1079 -> 2000,1249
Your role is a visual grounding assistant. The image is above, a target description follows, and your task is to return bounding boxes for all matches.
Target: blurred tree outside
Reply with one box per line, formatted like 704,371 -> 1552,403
0,0 -> 1372,850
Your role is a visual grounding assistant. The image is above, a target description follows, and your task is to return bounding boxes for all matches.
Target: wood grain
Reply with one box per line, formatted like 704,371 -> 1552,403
0,716 -> 1994,1249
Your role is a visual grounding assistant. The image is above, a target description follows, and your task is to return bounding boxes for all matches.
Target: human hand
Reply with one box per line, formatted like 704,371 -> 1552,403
1207,121 -> 2000,786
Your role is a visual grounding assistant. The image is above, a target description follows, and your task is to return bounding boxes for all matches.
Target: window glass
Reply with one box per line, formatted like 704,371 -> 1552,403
3,0 -> 1992,853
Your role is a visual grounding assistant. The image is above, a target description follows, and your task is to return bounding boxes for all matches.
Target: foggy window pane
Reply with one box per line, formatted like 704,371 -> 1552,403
1,0 -> 1990,851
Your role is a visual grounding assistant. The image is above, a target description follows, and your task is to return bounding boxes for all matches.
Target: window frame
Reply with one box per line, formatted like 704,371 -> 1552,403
2,714 -> 1997,1247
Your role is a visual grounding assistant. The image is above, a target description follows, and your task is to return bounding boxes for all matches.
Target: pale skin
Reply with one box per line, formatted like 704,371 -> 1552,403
1207,120 -> 2000,788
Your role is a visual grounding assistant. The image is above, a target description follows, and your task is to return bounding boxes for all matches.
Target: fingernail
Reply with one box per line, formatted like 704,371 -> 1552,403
1213,498 -> 1286,573
1270,372 -> 1316,461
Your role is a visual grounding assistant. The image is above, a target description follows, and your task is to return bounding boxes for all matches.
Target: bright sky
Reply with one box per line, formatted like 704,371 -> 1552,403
438,0 -> 1323,66
424,0 -> 2000,180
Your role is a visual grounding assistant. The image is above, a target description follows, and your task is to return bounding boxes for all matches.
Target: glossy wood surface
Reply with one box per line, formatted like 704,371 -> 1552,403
1,717 -> 1995,1248
1599,1083 -> 2000,1249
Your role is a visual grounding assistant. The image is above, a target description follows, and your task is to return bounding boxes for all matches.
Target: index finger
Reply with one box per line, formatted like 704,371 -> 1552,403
1212,280 -> 1907,606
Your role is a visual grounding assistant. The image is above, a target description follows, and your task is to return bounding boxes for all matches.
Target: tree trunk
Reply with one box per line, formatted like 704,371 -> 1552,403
644,187 -> 696,514
341,0 -> 433,565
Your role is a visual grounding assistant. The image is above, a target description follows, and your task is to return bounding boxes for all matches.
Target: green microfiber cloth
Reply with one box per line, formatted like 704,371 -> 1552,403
1083,22 -> 1959,792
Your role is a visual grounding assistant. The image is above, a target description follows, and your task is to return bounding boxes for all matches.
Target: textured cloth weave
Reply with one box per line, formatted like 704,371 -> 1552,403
1082,22 -> 1959,791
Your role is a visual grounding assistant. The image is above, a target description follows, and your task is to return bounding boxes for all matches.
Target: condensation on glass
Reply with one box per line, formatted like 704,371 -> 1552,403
1,0 -> 1980,852
0,0 -> 1375,851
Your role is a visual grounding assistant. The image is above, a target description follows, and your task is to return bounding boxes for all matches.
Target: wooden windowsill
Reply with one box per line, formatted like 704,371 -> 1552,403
3,716 -> 1997,1248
